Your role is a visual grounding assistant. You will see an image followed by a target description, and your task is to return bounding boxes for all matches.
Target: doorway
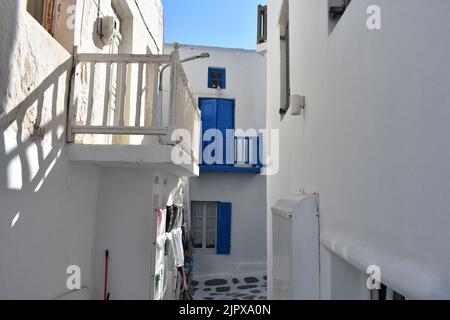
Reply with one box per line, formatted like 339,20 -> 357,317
199,98 -> 235,166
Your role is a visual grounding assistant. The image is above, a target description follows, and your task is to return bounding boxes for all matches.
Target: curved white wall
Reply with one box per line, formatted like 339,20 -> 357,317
266,0 -> 450,299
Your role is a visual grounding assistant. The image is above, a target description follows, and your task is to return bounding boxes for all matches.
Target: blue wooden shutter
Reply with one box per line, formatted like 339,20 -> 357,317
217,202 -> 232,255
200,98 -> 218,132
200,99 -> 218,165
217,100 -> 235,165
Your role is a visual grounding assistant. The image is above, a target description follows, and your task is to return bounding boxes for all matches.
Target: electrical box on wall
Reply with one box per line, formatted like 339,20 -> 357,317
290,95 -> 305,116
271,194 -> 320,300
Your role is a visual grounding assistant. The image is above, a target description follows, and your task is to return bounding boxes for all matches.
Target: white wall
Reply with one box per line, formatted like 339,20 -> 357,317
133,0 -> 164,54
190,174 -> 267,275
90,168 -> 180,300
0,0 -> 168,299
163,44 -> 267,131
0,5 -> 101,299
266,0 -> 450,299
56,0 -> 164,145
163,45 -> 268,275
53,0 -> 164,55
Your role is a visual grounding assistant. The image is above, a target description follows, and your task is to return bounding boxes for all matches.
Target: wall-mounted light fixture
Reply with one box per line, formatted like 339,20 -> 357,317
99,16 -> 121,45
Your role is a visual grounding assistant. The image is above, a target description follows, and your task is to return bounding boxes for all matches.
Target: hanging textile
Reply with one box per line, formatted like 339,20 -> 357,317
167,178 -> 185,207
154,208 -> 168,300
166,208 -> 185,270
166,206 -> 177,233
172,227 -> 185,268
153,177 -> 193,300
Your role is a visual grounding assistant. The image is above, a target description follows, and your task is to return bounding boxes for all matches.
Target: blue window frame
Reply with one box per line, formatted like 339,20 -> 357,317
199,98 -> 262,174
208,67 -> 226,89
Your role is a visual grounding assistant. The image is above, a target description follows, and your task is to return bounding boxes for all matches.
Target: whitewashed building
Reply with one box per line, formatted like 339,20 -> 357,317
162,44 -> 267,277
0,0 -> 200,300
264,0 -> 450,300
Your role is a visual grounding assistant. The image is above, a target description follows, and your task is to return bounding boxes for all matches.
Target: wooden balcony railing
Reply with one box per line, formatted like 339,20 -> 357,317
66,46 -> 202,164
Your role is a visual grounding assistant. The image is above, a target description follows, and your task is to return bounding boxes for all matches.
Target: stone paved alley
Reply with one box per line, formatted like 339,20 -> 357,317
193,273 -> 267,300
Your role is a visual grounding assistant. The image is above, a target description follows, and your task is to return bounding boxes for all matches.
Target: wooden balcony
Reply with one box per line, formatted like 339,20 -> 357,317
66,46 -> 201,176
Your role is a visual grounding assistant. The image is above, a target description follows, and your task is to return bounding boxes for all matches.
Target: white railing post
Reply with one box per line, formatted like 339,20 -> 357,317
151,64 -> 160,128
168,43 -> 181,144
67,46 -> 79,143
86,61 -> 96,126
135,62 -> 144,127
102,62 -> 112,126
118,62 -> 127,126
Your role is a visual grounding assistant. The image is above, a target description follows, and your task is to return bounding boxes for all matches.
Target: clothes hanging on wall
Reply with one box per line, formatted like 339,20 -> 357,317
167,178 -> 185,207
171,228 -> 185,268
166,205 -> 183,233
154,205 -> 191,300
157,208 -> 166,236
166,206 -> 177,233
154,208 -> 168,300
175,206 -> 183,229
166,206 -> 185,269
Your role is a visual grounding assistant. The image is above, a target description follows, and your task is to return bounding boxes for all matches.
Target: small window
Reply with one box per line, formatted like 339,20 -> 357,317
192,201 -> 232,255
192,202 -> 218,252
208,68 -> 226,89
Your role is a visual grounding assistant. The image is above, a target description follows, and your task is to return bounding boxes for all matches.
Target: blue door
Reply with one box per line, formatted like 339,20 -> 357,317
199,99 -> 235,166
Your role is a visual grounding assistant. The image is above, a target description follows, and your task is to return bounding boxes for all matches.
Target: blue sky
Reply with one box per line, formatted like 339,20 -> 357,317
162,0 -> 267,50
